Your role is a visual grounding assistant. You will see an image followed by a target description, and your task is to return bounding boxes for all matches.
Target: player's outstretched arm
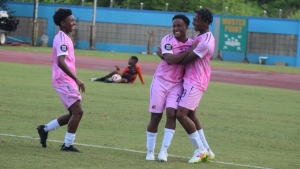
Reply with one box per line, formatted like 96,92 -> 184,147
163,50 -> 190,65
179,41 -> 209,65
137,66 -> 145,84
178,51 -> 199,65
58,56 -> 85,92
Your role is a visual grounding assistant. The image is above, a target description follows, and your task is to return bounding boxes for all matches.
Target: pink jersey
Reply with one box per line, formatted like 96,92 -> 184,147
154,34 -> 194,83
183,32 -> 215,91
52,30 -> 77,88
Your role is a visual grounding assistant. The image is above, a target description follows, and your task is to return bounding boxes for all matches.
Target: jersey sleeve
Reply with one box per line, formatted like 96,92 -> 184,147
161,34 -> 175,55
193,33 -> 214,58
136,65 -> 145,84
193,41 -> 209,58
54,35 -> 69,57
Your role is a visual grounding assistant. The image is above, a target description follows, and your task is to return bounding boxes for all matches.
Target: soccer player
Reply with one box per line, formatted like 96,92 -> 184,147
156,8 -> 215,163
90,56 -> 145,84
145,14 -> 197,162
167,8 -> 215,163
36,8 -> 85,152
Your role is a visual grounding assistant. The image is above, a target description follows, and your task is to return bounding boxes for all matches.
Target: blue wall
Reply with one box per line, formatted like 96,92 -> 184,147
5,2 -> 300,67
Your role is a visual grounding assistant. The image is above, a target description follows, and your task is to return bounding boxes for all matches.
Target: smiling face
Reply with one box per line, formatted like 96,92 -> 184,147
172,18 -> 188,39
60,15 -> 76,34
192,13 -> 208,33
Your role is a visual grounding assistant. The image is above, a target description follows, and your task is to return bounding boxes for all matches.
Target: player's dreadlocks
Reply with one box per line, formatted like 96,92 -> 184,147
172,14 -> 190,26
53,8 -> 72,26
195,8 -> 213,25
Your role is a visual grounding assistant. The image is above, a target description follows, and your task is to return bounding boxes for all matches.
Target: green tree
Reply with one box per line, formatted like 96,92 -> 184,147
9,0 -> 300,18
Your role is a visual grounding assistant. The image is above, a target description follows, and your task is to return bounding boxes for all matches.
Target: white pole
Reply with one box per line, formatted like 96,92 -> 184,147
90,0 -> 97,50
264,10 -> 267,17
34,0 -> 38,22
165,3 -> 169,11
110,0 -> 113,8
92,0 -> 97,26
279,9 -> 282,18
31,0 -> 39,46
140,2 -> 143,10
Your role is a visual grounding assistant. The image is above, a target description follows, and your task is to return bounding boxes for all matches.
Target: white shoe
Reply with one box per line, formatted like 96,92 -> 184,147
206,149 -> 215,161
188,149 -> 208,163
90,78 -> 97,81
145,151 -> 155,161
158,151 -> 168,162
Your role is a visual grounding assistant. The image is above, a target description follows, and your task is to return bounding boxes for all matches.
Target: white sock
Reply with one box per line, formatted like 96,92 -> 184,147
146,131 -> 157,152
64,132 -> 76,147
189,131 -> 206,152
44,119 -> 60,132
160,128 -> 175,152
198,129 -> 210,151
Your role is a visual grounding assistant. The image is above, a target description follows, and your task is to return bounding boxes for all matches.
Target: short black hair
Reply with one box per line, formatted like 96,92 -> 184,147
195,8 -> 213,24
172,14 -> 190,26
131,56 -> 138,63
53,8 -> 72,26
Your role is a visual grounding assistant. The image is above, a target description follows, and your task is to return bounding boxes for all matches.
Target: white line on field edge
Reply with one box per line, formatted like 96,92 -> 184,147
0,133 -> 273,169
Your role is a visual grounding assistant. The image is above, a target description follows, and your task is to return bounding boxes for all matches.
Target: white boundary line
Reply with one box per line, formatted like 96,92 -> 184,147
0,133 -> 273,169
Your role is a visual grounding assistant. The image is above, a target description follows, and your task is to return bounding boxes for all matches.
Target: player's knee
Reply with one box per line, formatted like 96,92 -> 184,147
176,112 -> 183,120
73,109 -> 84,118
166,110 -> 176,121
176,110 -> 186,121
187,111 -> 196,120
151,113 -> 162,123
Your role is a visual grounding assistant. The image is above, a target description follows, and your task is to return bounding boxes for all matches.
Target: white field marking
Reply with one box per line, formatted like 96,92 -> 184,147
0,133 -> 274,169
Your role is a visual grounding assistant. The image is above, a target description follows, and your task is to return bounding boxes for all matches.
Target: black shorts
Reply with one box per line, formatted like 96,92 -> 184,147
121,75 -> 133,83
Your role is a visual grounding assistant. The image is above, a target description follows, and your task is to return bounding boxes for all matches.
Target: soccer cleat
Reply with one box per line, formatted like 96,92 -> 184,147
188,150 -> 208,164
158,151 -> 168,162
89,78 -> 97,81
60,143 -> 82,153
36,125 -> 48,148
205,149 -> 215,161
145,151 -> 155,161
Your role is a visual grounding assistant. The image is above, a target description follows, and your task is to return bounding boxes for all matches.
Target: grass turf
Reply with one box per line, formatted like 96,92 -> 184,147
0,62 -> 299,169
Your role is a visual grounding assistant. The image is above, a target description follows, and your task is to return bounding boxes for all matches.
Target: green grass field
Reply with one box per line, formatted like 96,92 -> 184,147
0,62 -> 299,169
1,46 -> 300,75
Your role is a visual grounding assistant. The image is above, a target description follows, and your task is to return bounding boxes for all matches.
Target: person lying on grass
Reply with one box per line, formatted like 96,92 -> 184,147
90,56 -> 145,84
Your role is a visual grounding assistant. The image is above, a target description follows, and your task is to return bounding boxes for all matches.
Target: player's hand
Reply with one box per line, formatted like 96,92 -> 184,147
115,65 -> 120,70
76,78 -> 85,93
191,40 -> 200,50
156,46 -> 164,59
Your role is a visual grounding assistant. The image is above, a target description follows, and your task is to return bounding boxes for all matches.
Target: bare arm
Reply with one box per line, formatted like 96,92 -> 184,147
115,65 -> 120,71
164,40 -> 199,65
136,66 -> 145,84
163,50 -> 192,65
58,56 -> 85,92
178,51 -> 199,65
